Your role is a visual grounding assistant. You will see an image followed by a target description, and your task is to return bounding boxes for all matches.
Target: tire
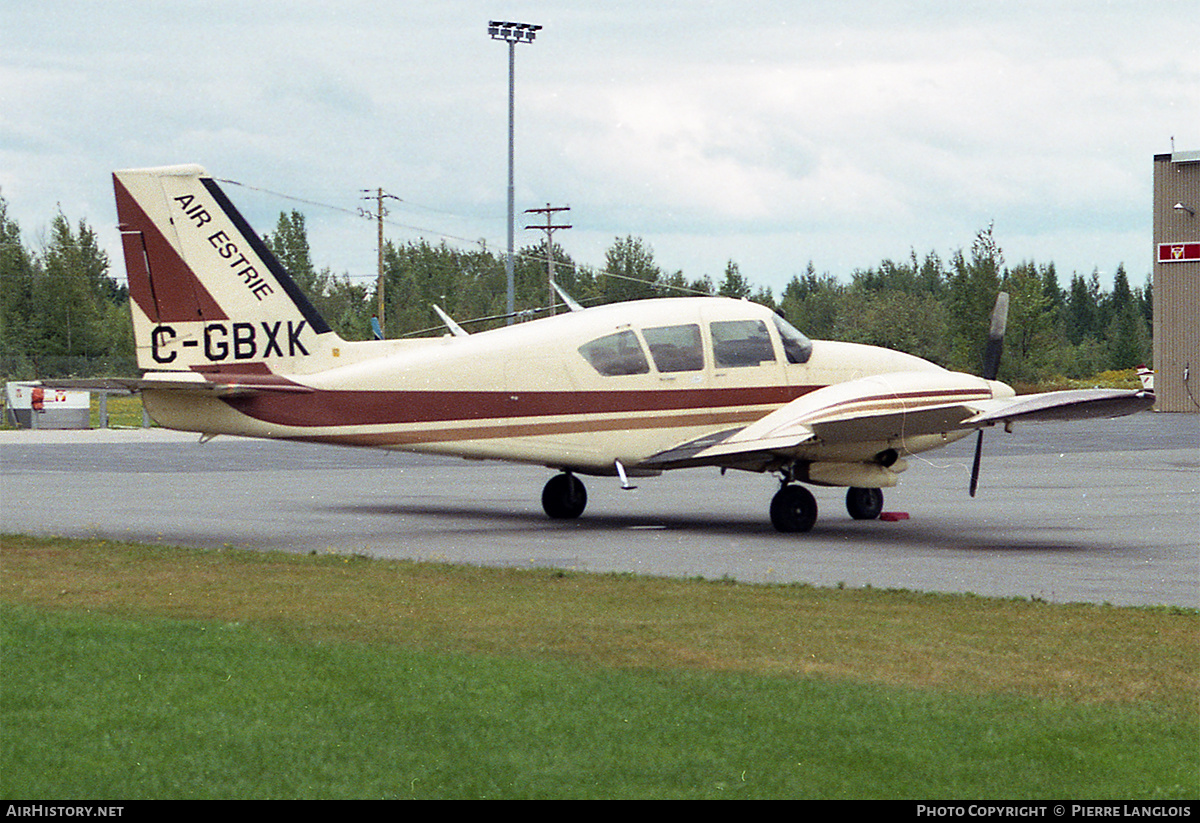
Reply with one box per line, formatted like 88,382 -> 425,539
542,473 -> 587,519
846,487 -> 884,520
769,484 -> 818,533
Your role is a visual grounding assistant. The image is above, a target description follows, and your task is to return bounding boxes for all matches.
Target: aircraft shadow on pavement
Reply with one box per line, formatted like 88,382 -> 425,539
326,501 -> 1116,555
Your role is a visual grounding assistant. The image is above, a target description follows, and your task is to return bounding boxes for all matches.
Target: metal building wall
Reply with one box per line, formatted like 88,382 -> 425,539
1152,152 -> 1200,413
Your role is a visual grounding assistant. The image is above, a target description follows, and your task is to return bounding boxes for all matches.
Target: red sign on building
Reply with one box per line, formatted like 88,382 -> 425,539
1157,242 -> 1200,263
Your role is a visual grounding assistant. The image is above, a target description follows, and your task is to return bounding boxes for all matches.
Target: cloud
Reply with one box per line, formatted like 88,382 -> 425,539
2,1 -> 1197,293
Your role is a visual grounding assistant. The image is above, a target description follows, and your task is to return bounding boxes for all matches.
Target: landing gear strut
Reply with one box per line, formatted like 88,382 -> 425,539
769,484 -> 818,533
845,487 -> 884,520
542,472 -> 587,519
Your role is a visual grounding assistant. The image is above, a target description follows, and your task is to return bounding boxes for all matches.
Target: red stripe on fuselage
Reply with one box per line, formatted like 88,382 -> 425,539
287,409 -> 758,449
219,383 -> 817,428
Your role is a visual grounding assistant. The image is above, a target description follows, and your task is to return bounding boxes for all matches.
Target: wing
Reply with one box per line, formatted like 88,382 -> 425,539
963,388 -> 1155,425
640,370 -> 1153,474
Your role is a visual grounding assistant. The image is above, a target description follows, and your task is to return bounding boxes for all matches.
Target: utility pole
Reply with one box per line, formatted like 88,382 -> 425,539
488,20 -> 541,323
524,204 -> 571,314
361,188 -> 400,337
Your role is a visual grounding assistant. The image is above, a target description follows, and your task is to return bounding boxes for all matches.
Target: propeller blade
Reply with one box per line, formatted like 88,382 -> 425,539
982,292 -> 1009,381
969,430 -> 984,497
979,291 -> 1008,381
970,292 -> 1008,496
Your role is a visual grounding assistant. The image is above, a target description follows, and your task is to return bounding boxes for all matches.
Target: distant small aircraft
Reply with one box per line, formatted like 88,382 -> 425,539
53,165 -> 1154,533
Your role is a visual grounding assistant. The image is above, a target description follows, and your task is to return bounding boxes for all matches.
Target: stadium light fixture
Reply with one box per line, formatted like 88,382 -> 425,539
489,21 -> 542,322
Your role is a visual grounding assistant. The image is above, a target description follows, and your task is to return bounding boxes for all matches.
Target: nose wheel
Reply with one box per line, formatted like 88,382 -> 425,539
542,472 -> 587,519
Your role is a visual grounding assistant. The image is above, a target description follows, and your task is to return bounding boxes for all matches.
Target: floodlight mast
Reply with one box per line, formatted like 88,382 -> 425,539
488,21 -> 542,323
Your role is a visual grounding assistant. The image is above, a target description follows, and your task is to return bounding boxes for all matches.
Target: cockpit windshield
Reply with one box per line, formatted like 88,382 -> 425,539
772,315 -> 813,364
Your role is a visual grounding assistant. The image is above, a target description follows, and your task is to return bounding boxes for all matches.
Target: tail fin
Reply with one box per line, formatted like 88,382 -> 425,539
114,165 -> 340,374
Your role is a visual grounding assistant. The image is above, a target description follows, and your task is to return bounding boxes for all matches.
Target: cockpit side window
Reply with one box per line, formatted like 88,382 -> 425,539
711,319 -> 776,368
773,315 -> 813,364
643,323 -> 704,372
578,330 -> 650,376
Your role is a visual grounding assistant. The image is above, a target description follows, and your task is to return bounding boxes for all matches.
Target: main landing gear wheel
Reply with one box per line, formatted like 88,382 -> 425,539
846,487 -> 884,520
770,484 -> 818,533
542,472 -> 587,519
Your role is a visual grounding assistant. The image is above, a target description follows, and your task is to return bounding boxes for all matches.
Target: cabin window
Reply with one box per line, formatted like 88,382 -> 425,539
643,323 -> 704,372
578,330 -> 650,376
711,319 -> 776,368
773,315 -> 813,364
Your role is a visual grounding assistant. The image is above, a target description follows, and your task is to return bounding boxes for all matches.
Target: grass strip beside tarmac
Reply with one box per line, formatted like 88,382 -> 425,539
2,534 -> 1196,799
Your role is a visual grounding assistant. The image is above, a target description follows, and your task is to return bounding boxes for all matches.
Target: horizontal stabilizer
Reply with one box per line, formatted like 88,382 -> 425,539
40,374 -> 314,398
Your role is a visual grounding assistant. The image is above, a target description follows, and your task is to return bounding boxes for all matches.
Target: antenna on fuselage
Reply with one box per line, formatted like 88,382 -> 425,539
432,305 -> 469,338
550,280 -> 584,312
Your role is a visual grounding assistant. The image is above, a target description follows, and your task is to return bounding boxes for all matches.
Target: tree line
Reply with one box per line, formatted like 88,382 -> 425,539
773,226 -> 1152,384
1,197 -> 1151,386
1,198 -> 134,379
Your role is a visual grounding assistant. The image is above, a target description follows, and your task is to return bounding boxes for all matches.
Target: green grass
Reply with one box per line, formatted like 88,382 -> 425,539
1,535 -> 1197,800
4,605 -> 1193,800
0,394 -> 147,431
89,393 -> 146,428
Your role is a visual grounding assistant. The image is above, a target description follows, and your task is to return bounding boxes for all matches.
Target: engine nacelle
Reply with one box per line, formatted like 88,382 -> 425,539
799,459 -> 908,488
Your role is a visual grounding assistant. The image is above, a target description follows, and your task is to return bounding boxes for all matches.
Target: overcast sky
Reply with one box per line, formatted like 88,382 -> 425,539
3,1 -> 1197,299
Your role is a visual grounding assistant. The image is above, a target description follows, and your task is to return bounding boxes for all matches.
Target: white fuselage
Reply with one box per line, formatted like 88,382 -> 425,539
142,297 -> 980,475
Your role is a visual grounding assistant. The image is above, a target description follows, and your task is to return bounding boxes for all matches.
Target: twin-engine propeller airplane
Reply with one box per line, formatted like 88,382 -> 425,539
56,164 -> 1155,533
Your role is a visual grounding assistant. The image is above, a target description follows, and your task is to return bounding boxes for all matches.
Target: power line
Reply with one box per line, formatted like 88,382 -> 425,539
214,177 -> 712,298
218,178 -> 488,249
